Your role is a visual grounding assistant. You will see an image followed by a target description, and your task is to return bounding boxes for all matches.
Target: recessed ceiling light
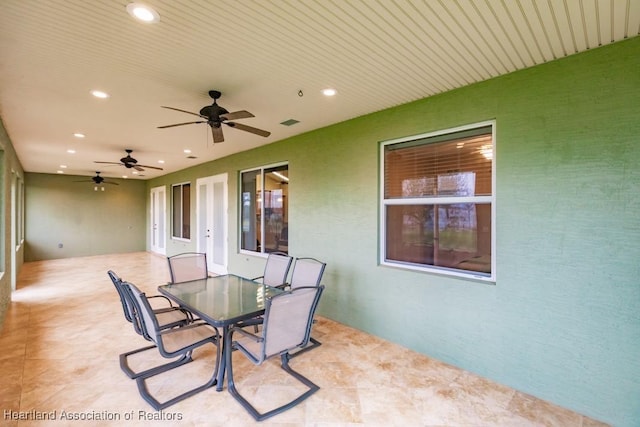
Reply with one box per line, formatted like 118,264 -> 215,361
126,3 -> 160,23
322,88 -> 337,97
91,90 -> 109,99
183,149 -> 191,154
73,133 -> 85,138
122,175 -> 128,179
59,165 -> 67,168
67,149 -> 76,154
158,160 -> 165,164
57,170 -> 64,174
132,171 -> 139,175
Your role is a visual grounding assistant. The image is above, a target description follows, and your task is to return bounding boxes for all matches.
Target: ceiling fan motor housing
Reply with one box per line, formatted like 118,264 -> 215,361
120,154 -> 138,166
199,104 -> 229,123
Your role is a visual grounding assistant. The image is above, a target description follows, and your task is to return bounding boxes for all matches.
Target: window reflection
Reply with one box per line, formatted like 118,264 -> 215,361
240,165 -> 288,254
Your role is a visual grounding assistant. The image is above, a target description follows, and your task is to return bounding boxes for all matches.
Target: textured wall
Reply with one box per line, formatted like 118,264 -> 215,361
25,173 -> 147,261
149,38 -> 640,426
0,117 -> 25,330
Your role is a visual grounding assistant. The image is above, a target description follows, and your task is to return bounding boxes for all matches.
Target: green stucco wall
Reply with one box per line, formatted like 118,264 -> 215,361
149,37 -> 640,426
25,173 -> 147,261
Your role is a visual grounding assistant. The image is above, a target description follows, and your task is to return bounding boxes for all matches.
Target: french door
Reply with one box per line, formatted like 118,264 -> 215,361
196,174 -> 228,275
150,186 -> 166,255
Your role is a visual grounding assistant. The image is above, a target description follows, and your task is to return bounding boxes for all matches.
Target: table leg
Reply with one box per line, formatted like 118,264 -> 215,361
216,325 -> 230,392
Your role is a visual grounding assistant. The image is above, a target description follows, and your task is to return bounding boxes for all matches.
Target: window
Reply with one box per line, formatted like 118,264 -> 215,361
240,164 -> 289,254
11,172 -> 24,249
172,182 -> 190,240
381,122 -> 495,280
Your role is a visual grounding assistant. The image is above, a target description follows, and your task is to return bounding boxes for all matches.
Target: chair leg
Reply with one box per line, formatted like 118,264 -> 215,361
227,350 -> 320,421
287,336 -> 322,359
120,345 -> 193,379
135,342 -> 220,410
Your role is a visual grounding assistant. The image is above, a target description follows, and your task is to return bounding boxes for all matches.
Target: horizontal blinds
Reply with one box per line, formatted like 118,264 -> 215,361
384,127 -> 493,198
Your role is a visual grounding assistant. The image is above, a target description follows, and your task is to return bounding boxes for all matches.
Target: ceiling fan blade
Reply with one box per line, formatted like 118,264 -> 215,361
94,161 -> 123,165
158,121 -> 206,129
132,165 -> 145,172
73,180 -> 93,183
211,126 -> 224,143
161,106 -> 206,119
136,164 -> 164,171
220,110 -> 254,120
225,122 -> 271,138
103,181 -> 119,185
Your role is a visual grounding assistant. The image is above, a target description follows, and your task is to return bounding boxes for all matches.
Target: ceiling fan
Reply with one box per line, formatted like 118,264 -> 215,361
73,172 -> 119,189
158,90 -> 271,143
94,149 -> 163,172
74,171 -> 119,185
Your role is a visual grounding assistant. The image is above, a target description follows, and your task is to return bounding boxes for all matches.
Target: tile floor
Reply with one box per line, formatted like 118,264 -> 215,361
0,252 -> 609,426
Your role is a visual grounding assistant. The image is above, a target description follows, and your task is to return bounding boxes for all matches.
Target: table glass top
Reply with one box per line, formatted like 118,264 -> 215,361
158,274 -> 283,325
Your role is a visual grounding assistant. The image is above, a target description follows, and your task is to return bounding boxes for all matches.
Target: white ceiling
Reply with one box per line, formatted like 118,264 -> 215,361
1,0 -> 638,179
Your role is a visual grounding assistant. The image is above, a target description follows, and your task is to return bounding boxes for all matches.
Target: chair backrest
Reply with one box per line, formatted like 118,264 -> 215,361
121,281 -> 162,345
261,286 -> 324,360
167,252 -> 208,283
108,270 -> 134,323
262,252 -> 293,287
289,258 -> 326,289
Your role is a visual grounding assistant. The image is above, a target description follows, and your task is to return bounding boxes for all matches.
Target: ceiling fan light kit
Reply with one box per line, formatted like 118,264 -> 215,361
158,90 -> 271,143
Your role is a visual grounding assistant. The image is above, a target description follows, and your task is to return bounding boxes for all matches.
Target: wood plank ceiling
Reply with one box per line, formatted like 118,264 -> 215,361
0,0 -> 638,177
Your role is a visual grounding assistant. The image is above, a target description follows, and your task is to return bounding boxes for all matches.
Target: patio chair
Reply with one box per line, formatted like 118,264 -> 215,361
286,257 -> 326,356
167,252 -> 209,283
289,257 -> 326,289
122,281 -> 221,410
108,271 -> 195,379
227,285 -> 325,421
252,251 -> 293,288
236,251 -> 293,331
109,270 -> 191,328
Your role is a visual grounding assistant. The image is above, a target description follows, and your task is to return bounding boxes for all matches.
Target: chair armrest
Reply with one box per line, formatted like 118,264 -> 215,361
153,306 -> 196,323
159,321 -> 218,336
230,326 -> 263,342
235,316 -> 263,328
147,295 -> 175,308
152,306 -> 181,314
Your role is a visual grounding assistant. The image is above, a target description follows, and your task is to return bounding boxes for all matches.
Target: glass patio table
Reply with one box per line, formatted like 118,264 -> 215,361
158,274 -> 284,391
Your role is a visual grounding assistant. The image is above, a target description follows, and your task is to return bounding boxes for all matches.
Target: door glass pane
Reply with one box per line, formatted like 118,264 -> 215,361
172,186 -> 181,238
263,165 -> 288,254
241,170 -> 259,251
182,184 -> 191,239
213,181 -> 225,265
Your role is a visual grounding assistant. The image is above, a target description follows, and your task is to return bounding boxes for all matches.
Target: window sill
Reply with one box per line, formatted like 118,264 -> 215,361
380,260 -> 496,284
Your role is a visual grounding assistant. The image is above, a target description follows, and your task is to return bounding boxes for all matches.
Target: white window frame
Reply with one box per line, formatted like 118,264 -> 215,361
171,181 -> 191,241
379,120 -> 496,282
